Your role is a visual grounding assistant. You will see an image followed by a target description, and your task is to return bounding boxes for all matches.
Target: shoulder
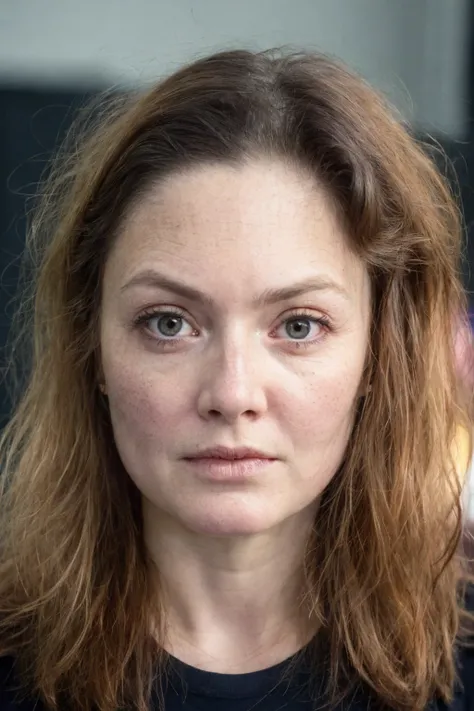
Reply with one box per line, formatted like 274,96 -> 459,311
456,642 -> 474,710
0,655 -> 44,710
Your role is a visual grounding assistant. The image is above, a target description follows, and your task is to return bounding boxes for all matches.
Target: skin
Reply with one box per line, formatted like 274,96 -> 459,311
100,159 -> 371,672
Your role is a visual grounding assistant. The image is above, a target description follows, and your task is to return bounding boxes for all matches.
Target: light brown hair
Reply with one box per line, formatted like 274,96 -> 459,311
0,48 -> 471,711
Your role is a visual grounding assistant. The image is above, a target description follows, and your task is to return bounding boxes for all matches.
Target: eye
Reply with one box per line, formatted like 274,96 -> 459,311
152,313 -> 187,338
133,307 -> 196,342
283,317 -> 314,340
274,312 -> 330,345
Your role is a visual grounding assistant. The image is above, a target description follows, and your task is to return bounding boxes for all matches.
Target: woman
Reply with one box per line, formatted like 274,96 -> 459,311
0,48 -> 471,711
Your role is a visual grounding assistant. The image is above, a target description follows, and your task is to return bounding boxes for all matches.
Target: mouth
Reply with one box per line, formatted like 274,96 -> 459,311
183,446 -> 277,481
184,445 -> 276,461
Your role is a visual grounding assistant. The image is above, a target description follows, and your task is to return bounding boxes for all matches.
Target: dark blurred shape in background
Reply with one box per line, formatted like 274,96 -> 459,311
0,87 -> 98,428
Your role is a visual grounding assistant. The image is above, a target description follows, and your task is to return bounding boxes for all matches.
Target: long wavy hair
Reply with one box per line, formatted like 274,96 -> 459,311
0,48 -> 471,711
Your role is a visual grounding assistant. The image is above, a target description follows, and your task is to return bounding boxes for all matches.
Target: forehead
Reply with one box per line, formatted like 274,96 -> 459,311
106,160 -> 368,302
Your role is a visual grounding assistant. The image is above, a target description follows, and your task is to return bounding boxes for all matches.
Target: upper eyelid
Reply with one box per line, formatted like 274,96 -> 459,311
136,307 -> 330,335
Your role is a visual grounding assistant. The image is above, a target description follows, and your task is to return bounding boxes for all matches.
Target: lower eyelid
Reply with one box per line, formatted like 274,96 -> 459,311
135,311 -> 331,341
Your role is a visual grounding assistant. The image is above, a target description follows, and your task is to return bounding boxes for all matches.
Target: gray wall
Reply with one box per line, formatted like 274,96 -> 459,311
0,0 -> 470,137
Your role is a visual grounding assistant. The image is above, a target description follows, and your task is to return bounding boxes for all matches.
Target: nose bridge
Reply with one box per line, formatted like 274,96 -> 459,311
197,323 -> 266,421
221,322 -> 252,376
214,323 -> 258,395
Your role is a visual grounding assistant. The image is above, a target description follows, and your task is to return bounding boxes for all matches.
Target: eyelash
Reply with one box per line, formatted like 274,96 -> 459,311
133,306 -> 331,351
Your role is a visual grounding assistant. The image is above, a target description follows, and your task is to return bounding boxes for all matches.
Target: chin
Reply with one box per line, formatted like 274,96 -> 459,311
181,503 -> 280,537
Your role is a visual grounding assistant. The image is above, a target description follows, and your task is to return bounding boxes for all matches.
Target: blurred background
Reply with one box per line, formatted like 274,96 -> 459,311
1,0 -> 474,520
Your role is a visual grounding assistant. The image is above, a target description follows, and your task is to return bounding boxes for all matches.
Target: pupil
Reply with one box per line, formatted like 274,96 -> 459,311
287,319 -> 310,339
158,315 -> 182,337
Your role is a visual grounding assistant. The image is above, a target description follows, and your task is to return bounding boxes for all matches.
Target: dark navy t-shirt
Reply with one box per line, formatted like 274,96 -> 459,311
0,639 -> 472,710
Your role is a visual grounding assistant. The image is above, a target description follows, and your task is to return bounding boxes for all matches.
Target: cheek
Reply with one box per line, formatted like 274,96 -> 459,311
284,361 -> 362,448
283,370 -> 360,498
105,371 -> 189,499
100,321 -> 191,434
105,365 -> 188,447
280,364 -> 362,476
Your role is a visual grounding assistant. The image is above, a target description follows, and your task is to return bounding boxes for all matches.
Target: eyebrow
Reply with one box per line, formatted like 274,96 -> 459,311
120,269 -> 351,306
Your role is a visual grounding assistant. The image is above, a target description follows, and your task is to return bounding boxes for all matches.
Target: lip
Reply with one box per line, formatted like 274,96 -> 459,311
184,446 -> 275,461
183,446 -> 277,481
184,457 -> 275,481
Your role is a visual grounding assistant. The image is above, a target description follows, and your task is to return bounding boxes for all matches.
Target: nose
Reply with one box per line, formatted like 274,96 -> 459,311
196,334 -> 268,423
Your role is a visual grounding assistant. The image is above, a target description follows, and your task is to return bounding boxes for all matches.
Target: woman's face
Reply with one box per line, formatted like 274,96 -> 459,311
100,160 -> 371,536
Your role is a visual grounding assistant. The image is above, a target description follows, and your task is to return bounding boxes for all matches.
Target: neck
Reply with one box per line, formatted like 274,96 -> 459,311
144,502 -> 318,672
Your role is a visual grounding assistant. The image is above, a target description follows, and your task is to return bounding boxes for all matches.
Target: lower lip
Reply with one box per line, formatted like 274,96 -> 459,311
184,457 -> 276,481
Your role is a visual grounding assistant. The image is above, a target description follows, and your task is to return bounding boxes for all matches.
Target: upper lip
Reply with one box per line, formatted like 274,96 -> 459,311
185,446 -> 275,460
